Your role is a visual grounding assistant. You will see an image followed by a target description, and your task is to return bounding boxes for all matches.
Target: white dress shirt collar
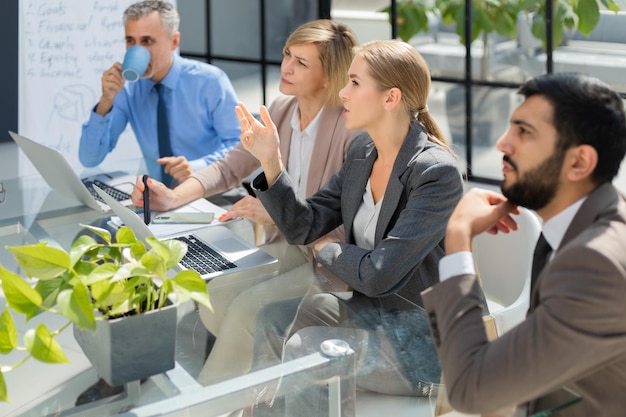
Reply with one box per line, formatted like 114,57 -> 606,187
541,196 -> 587,253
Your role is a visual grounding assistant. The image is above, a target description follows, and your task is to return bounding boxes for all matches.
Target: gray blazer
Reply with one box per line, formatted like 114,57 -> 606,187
255,123 -> 463,311
422,183 -> 626,416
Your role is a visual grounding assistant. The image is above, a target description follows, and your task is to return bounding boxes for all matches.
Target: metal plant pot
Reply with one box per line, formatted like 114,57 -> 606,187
73,303 -> 177,386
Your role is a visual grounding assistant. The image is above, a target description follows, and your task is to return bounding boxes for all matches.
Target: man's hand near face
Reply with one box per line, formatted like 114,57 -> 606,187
445,188 -> 520,255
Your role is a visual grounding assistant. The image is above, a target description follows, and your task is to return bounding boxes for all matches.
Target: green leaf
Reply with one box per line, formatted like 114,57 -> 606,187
397,1 -> 432,41
130,241 -> 147,260
0,372 -> 7,402
549,1 -> 568,48
107,298 -> 134,317
146,236 -> 170,256
172,270 -> 213,312
24,324 -> 70,364
396,3 -> 414,42
602,0 -> 621,13
83,262 -> 118,285
141,252 -> 166,278
68,234 -> 99,268
453,4 -> 470,44
111,262 -> 153,283
6,243 -> 69,280
170,242 -> 188,266
73,260 -> 97,279
0,308 -> 18,354
412,3 -> 431,33
80,224 -> 112,244
116,226 -> 138,245
90,279 -> 115,303
34,276 -> 67,314
0,266 -> 42,317
162,239 -> 187,268
57,283 -> 95,331
575,0 -> 600,36
475,7 -> 494,34
558,1 -> 578,32
145,237 -> 174,267
97,244 -> 122,259
518,0 -> 539,10
146,237 -> 187,270
470,2 -> 485,42
493,5 -> 518,38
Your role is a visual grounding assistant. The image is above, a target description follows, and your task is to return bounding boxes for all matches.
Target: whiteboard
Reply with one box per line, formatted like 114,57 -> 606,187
18,1 -> 176,177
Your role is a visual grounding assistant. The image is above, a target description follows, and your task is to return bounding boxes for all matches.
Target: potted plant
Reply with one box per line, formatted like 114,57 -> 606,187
382,0 -> 620,52
0,224 -> 212,402
380,0 -> 620,150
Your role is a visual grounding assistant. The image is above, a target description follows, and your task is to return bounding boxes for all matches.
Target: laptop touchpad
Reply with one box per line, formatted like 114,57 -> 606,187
213,238 -> 255,259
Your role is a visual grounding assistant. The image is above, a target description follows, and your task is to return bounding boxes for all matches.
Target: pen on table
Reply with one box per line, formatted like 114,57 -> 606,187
142,175 -> 150,225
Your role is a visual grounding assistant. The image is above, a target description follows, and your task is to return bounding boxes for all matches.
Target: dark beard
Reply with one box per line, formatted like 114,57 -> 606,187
501,150 -> 565,211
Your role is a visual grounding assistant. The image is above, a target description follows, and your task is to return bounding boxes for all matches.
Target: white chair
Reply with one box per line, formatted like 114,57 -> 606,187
432,207 -> 542,416
359,207 -> 541,416
473,206 -> 542,336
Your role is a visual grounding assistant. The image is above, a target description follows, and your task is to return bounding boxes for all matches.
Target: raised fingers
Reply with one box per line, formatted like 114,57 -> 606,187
236,102 -> 258,127
259,105 -> 274,129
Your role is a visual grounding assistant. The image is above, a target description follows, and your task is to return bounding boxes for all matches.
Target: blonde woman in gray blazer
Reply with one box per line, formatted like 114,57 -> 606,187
237,40 -> 463,416
195,96 -> 359,385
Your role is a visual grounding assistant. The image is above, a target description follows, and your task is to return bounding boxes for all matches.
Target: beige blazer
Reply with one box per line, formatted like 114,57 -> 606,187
190,95 -> 356,199
422,183 -> 626,417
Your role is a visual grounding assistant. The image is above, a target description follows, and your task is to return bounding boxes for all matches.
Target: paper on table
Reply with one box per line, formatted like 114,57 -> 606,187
109,198 -> 233,238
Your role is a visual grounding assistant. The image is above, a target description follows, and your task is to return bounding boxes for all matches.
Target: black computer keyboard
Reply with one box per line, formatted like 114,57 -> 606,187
83,179 -> 131,203
177,235 -> 237,276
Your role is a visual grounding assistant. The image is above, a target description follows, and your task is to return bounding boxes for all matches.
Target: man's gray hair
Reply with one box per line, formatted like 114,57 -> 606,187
123,1 -> 180,35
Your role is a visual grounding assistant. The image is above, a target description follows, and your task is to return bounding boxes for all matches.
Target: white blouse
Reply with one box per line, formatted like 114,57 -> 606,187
353,179 -> 384,250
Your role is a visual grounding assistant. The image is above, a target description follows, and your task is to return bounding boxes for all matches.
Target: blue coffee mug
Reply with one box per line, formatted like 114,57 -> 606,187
122,46 -> 151,82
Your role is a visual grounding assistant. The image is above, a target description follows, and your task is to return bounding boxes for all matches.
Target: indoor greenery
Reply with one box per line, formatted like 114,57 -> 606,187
382,0 -> 621,50
0,224 -> 212,402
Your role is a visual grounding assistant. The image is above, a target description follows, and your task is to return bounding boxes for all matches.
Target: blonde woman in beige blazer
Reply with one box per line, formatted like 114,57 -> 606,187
130,20 -> 360,385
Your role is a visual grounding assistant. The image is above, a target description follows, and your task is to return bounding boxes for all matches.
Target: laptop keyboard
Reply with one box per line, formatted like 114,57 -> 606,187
177,235 -> 237,276
83,179 -> 131,203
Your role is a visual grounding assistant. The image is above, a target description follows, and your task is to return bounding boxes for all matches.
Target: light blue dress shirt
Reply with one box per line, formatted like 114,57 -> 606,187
79,54 -> 241,181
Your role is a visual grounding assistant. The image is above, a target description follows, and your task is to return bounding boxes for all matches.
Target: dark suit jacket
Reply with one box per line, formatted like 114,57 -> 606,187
255,123 -> 463,311
422,183 -> 626,416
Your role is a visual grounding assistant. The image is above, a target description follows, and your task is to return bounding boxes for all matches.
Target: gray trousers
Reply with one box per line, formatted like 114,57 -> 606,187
249,293 -> 441,416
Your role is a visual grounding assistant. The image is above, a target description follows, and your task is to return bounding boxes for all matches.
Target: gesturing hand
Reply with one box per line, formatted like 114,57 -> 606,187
235,103 -> 281,167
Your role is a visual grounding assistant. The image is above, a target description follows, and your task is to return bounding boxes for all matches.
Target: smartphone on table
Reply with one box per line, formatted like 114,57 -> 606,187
152,212 -> 215,224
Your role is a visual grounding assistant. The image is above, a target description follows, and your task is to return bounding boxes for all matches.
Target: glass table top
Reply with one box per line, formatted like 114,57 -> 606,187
0,167 -> 581,417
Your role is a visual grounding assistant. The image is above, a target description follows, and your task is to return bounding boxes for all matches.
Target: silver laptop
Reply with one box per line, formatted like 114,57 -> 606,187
94,185 -> 278,281
9,131 -> 134,212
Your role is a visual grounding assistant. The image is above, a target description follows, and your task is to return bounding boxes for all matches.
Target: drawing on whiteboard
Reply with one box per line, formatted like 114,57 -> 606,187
47,84 -> 96,127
